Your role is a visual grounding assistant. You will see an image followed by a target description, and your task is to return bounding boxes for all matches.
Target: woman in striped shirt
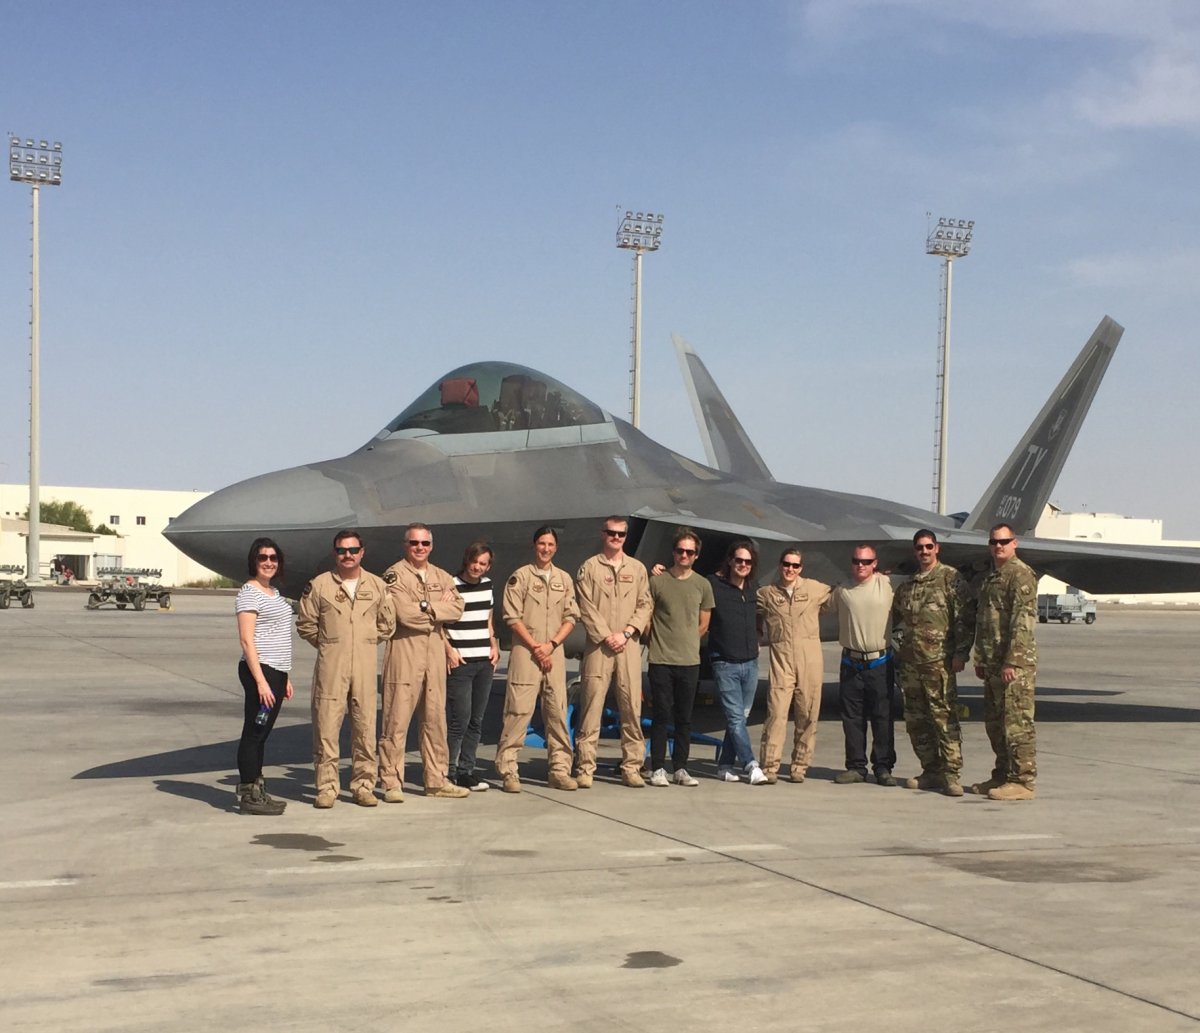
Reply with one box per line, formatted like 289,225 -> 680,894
445,541 -> 500,791
234,537 -> 294,816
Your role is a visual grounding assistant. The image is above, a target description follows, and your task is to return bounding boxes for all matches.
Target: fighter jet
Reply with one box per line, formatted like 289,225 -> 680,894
166,316 -> 1200,602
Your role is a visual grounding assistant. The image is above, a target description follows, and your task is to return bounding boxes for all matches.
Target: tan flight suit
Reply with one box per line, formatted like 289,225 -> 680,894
495,563 -> 580,779
378,559 -> 464,791
574,553 -> 653,779
296,570 -> 396,796
757,577 -> 832,779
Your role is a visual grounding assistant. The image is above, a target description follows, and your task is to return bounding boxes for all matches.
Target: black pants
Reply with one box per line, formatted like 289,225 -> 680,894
648,663 -> 700,771
446,659 -> 495,779
839,658 -> 896,776
237,661 -> 288,783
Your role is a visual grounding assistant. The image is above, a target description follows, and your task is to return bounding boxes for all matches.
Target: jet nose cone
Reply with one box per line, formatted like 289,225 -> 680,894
165,465 -> 355,577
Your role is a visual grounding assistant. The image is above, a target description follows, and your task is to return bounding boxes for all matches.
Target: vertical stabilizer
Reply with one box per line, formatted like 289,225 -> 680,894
963,316 -> 1123,535
672,334 -> 775,482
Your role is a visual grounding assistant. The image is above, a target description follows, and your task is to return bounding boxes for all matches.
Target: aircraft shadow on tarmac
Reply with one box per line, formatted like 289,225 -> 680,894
73,678 -> 1198,810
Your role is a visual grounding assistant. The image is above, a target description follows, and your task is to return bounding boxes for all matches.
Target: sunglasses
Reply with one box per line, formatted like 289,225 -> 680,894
604,529 -> 628,538
732,556 -> 752,565
335,546 -> 362,556
407,540 -> 432,547
780,561 -> 801,570
674,547 -> 697,557
256,553 -> 279,563
914,544 -> 936,552
851,558 -> 876,566
988,537 -> 1015,547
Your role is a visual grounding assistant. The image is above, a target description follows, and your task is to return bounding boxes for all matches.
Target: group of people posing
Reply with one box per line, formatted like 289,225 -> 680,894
231,516 -> 1038,815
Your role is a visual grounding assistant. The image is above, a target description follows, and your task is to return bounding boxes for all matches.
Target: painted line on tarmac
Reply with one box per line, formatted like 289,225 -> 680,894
0,878 -> 79,889
937,834 -> 1059,843
264,860 -> 460,876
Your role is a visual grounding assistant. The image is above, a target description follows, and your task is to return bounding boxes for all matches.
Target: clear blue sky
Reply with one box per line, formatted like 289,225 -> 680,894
4,1 -> 1198,536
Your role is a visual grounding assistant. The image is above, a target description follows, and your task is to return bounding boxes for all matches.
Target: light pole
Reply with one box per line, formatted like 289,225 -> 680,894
925,215 -> 973,515
615,210 -> 664,428
9,136 -> 63,583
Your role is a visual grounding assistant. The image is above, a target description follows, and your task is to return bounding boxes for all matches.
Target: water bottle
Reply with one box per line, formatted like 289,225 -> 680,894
255,703 -> 272,727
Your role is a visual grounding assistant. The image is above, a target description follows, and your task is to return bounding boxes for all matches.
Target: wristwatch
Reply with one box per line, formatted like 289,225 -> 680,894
623,628 -> 634,640
419,600 -> 429,613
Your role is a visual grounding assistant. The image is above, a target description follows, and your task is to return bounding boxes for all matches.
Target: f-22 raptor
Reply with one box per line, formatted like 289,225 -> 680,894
166,316 -> 1200,602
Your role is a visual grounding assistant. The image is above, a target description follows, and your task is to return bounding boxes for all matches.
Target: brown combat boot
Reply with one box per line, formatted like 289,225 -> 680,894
969,777 -> 1005,796
237,782 -> 284,816
547,772 -> 578,791
988,782 -> 1035,801
254,776 -> 286,809
575,772 -> 594,789
352,786 -> 378,807
502,774 -> 522,794
620,769 -> 645,788
943,777 -> 965,797
905,772 -> 941,791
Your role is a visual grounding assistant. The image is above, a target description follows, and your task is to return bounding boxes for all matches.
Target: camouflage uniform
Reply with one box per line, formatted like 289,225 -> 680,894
891,562 -> 974,782
973,555 -> 1038,788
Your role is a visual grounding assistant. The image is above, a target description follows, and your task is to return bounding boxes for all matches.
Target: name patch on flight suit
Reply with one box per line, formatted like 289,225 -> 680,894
428,583 -> 442,592
550,581 -> 564,592
358,589 -> 373,601
619,573 -> 634,583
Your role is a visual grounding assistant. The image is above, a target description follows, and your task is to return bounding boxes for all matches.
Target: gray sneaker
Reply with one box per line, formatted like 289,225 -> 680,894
834,769 -> 867,785
649,768 -> 670,787
672,769 -> 699,787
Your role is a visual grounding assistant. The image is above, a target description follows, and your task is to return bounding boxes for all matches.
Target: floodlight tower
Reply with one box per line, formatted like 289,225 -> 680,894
8,136 -> 63,583
925,215 -> 974,515
615,210 -> 664,428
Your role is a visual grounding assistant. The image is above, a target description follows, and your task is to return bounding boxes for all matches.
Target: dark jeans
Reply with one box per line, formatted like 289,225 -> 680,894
839,657 -> 896,776
237,660 -> 287,783
648,663 -> 700,771
446,658 -> 494,778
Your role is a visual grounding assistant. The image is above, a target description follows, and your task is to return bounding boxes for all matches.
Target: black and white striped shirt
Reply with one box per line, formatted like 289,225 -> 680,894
236,583 -> 293,672
446,575 -> 494,661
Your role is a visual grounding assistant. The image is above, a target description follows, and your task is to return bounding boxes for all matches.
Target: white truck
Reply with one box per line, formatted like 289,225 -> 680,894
1037,593 -> 1097,624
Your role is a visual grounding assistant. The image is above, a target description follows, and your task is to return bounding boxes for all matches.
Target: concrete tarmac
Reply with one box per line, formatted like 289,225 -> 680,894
2,591 -> 1198,1032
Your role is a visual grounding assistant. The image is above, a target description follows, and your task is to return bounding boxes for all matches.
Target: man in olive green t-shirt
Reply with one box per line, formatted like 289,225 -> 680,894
647,528 -> 715,787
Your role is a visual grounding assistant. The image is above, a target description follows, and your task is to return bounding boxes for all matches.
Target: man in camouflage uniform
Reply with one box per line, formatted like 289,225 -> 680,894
972,522 -> 1039,801
891,529 -> 974,797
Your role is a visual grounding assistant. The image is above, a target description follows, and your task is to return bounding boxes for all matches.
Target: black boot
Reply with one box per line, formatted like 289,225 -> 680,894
238,781 -> 285,816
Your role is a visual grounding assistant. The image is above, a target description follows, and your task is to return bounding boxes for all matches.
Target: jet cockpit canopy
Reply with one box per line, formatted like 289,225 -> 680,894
375,361 -> 608,439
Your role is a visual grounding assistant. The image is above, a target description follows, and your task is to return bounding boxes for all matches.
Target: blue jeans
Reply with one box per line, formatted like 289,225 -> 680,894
712,658 -> 759,769
446,659 -> 495,778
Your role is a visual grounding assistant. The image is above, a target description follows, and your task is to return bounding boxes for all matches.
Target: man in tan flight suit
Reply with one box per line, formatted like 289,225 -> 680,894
757,547 -> 833,784
574,516 -> 653,788
378,523 -> 469,801
296,529 -> 396,809
495,525 -> 581,793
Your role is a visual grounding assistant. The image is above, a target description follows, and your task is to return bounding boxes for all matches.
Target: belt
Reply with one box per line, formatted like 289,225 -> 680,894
843,648 -> 887,662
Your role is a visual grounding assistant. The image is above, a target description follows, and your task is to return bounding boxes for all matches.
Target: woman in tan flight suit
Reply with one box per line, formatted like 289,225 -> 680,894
494,526 -> 580,793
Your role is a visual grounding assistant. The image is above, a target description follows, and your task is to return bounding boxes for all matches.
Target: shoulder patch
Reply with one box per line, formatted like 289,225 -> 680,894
383,571 -> 398,585
302,581 -> 313,596
508,575 -> 518,586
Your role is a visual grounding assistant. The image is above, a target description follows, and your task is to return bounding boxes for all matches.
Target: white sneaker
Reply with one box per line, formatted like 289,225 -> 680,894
717,766 -> 741,782
673,769 -> 699,787
649,768 -> 670,787
747,764 -> 768,786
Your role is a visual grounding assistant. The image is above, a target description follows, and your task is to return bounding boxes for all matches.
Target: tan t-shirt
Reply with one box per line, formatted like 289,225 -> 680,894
830,575 -> 893,653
